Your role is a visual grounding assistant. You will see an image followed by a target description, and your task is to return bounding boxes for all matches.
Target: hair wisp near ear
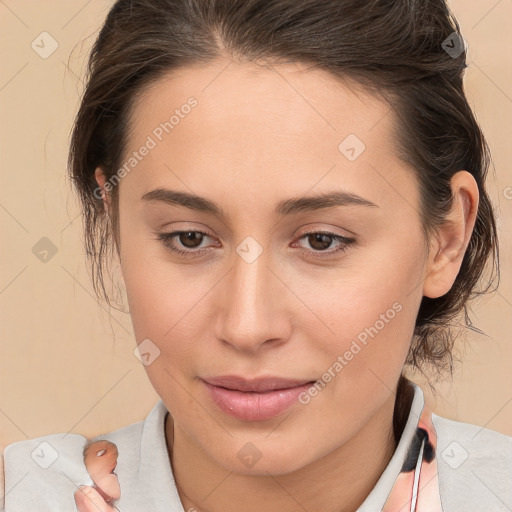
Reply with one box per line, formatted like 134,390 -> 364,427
94,167 -> 112,213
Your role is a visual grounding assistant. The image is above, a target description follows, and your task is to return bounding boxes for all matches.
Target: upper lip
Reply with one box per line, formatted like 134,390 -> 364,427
202,375 -> 314,392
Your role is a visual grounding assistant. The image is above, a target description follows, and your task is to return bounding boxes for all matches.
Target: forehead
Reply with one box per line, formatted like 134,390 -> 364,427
120,59 -> 416,216
129,59 -> 394,148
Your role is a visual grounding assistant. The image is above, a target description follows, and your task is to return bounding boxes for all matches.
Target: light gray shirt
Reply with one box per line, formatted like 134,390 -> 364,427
3,382 -> 511,511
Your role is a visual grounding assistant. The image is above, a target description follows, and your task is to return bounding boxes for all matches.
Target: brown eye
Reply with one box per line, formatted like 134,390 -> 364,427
294,231 -> 356,259
306,233 -> 335,251
177,231 -> 205,249
156,229 -> 217,259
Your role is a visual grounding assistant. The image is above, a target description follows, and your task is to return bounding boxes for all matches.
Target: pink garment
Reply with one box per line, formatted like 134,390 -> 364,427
383,402 -> 443,511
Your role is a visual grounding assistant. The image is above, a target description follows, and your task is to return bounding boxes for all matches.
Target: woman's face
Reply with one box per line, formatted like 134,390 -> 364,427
109,60 -> 431,474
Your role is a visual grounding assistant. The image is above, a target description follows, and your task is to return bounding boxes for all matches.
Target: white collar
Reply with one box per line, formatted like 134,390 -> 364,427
114,382 -> 425,511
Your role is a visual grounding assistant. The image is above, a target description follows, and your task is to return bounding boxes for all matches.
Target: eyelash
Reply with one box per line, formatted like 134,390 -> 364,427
155,229 -> 356,260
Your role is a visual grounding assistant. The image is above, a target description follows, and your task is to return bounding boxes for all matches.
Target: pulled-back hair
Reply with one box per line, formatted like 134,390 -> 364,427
68,0 -> 499,380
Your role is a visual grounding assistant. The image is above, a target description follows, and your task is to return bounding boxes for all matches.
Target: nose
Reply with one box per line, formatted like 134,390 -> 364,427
213,248 -> 291,353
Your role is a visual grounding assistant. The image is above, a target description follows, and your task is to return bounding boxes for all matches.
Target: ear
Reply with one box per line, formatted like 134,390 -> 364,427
423,171 -> 479,299
95,167 -> 122,261
94,167 -> 112,214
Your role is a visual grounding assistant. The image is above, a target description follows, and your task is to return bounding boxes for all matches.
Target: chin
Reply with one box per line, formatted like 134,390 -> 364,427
205,434 -> 318,477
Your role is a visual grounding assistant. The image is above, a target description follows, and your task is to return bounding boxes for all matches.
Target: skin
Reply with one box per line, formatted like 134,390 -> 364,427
74,440 -> 120,511
87,59 -> 478,512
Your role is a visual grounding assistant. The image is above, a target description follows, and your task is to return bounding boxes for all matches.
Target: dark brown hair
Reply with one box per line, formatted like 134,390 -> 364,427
68,0 -> 499,384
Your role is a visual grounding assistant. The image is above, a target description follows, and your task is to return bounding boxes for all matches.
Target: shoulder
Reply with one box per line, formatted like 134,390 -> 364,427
2,418 -> 144,512
3,432 -> 91,511
432,413 -> 512,511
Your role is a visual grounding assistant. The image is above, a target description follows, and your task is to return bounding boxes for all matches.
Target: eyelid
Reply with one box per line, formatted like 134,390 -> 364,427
156,226 -> 356,261
291,230 -> 356,256
294,223 -> 355,239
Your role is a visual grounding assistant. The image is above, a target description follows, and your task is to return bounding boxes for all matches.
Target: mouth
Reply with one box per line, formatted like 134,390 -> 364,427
203,375 -> 315,392
201,375 -> 316,421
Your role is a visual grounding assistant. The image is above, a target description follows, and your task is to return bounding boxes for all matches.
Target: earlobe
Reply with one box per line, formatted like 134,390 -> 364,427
95,167 -> 122,261
94,167 -> 111,212
422,171 -> 479,299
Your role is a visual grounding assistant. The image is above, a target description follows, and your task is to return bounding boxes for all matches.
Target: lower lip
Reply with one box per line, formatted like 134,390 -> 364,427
202,380 -> 315,421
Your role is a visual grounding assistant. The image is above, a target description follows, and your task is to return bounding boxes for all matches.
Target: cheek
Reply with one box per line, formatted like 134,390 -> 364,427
306,231 -> 424,341
121,242 -> 221,403
300,234 -> 425,398
124,263 -> 216,344
122,262 -> 206,412
119,219 -> 199,341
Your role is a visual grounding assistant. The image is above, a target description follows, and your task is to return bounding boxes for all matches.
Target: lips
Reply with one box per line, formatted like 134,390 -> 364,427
202,375 -> 316,421
203,375 -> 314,392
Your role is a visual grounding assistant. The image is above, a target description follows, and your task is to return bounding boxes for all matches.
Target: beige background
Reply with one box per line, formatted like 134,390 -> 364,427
0,0 -> 511,446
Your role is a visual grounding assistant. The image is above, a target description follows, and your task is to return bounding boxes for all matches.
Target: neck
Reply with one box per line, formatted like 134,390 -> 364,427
166,387 -> 405,512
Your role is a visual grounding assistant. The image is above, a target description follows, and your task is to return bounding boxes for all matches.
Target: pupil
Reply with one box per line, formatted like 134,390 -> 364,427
309,234 -> 331,251
180,231 -> 202,248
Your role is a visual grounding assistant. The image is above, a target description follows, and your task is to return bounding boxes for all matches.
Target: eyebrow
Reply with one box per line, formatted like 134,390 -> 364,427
140,188 -> 379,219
